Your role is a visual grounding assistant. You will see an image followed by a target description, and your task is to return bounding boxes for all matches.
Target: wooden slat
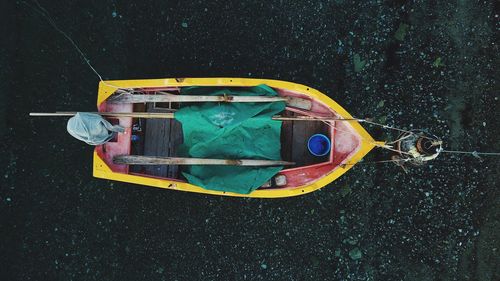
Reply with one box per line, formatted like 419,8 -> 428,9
114,155 -> 295,166
280,121 -> 294,161
291,121 -> 309,167
142,104 -> 172,177
167,119 -> 183,178
106,93 -> 312,110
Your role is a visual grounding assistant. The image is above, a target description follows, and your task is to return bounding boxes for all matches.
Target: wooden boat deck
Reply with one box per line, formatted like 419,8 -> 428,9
130,103 -> 183,178
93,78 -> 374,198
281,112 -> 330,166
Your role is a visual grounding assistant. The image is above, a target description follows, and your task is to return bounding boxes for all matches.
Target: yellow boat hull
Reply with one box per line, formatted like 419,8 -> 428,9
93,77 -> 378,198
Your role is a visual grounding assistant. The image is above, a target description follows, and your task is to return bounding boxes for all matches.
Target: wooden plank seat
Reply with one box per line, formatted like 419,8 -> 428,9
132,103 -> 183,178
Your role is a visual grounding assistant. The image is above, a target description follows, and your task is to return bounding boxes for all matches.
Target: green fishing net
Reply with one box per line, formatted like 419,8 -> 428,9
174,85 -> 285,194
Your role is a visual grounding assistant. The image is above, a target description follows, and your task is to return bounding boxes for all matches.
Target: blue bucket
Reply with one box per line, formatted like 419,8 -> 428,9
307,134 -> 331,156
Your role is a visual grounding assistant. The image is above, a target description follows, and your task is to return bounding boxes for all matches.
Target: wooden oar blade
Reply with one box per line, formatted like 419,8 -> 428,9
113,155 -> 294,166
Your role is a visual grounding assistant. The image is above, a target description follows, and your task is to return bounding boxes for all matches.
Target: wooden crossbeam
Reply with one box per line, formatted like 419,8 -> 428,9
107,92 -> 312,110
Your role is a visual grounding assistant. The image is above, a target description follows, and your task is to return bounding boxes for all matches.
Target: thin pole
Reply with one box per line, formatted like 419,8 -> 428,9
29,112 -> 175,119
29,112 -> 361,122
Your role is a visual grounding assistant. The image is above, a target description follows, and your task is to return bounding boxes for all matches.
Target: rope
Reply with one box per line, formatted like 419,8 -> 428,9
440,150 -> 500,157
358,119 -> 500,158
385,133 -> 414,145
358,118 -> 437,141
21,0 -> 123,90
341,158 -> 412,167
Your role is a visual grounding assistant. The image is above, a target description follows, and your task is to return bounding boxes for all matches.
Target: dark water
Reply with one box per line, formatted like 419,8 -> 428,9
1,0 -> 499,280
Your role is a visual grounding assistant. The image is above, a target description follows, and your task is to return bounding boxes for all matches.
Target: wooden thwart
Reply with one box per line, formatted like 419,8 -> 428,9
113,155 -> 295,166
107,92 -> 312,110
108,92 -> 286,103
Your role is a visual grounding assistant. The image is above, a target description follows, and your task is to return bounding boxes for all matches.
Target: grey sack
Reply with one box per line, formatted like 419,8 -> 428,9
67,112 -> 124,145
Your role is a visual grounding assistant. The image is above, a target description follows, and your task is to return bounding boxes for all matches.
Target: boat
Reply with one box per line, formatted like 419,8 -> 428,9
89,77 -> 381,198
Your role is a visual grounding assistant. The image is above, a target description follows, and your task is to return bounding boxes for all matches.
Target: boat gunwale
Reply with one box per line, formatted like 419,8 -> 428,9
94,77 -> 378,198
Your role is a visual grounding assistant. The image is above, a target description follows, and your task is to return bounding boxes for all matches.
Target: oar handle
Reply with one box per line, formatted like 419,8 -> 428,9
30,112 -> 77,117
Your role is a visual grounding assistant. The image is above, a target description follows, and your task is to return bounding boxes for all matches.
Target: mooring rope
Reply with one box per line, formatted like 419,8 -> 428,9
321,115 -> 500,165
440,150 -> 500,156
358,118 -> 438,141
349,118 -> 499,158
21,0 -> 123,90
340,158 -> 412,167
385,133 -> 414,145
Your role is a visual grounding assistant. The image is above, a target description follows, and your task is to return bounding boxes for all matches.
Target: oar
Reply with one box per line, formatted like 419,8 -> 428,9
108,92 -> 287,103
113,155 -> 294,166
107,92 -> 312,110
29,112 -> 359,122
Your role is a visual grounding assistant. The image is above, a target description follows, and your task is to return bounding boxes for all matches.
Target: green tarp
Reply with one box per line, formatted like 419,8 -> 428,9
174,85 -> 286,194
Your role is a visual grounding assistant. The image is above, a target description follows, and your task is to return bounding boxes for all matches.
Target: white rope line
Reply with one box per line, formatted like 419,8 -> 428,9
385,133 -> 414,145
358,119 -> 438,141
341,158 -> 413,166
359,119 -> 500,158
440,150 -> 500,156
22,0 -> 123,90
